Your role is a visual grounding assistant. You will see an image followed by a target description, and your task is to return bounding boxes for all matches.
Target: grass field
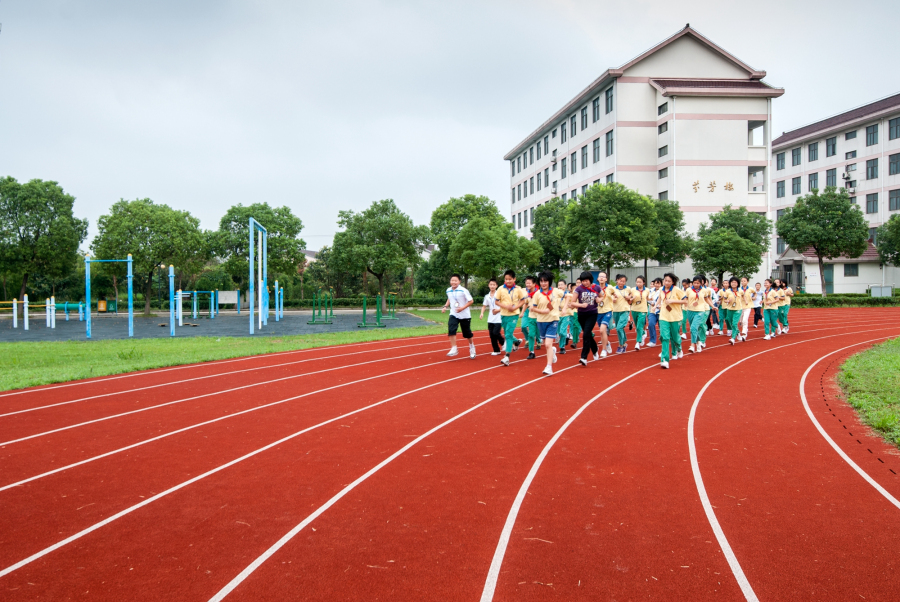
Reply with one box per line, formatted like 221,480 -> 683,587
838,337 -> 900,448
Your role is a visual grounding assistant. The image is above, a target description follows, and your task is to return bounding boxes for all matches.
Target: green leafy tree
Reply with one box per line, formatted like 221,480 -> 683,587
430,194 -> 507,281
448,217 -> 542,280
650,198 -> 692,271
92,198 -> 208,314
211,203 -> 306,289
876,214 -> 900,267
415,248 -> 452,296
776,187 -> 869,297
690,228 -> 761,283
332,199 -> 429,309
704,204 -> 771,254
0,177 -> 88,300
531,198 -> 571,273
565,183 -> 658,274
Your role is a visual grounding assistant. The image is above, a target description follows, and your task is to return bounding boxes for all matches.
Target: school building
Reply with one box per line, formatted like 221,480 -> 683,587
505,24 -> 783,283
770,93 -> 900,294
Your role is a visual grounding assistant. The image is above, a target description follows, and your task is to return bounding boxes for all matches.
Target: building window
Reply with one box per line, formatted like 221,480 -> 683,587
570,115 -> 577,137
601,87 -> 611,114
826,168 -> 837,187
561,123 -> 566,142
866,158 -> 878,180
561,193 -> 566,201
809,172 -> 818,191
659,191 -> 668,200
517,212 -> 521,229
846,150 -> 857,160
605,131 -> 614,156
552,180 -> 557,193
890,189 -> 900,211
657,102 -> 668,116
581,145 -> 588,169
777,209 -> 785,220
544,168 -> 549,187
571,189 -> 577,198
659,167 -> 668,179
570,152 -> 577,174
516,157 -> 521,173
544,136 -> 549,154
844,263 -> 859,277
777,181 -> 785,198
826,137 -> 836,157
517,184 -> 521,200
592,97 -> 600,122
561,158 -> 567,178
808,142 -> 818,162
847,163 -> 857,173
536,175 -> 541,191
581,107 -> 588,130
582,185 -> 587,195
776,152 -> 785,170
530,147 -> 534,164
658,122 -> 668,135
869,228 -> 878,244
536,143 -> 541,160
523,180 -> 527,198
552,162 -> 557,172
847,180 -> 857,189
890,117 -> 900,141
776,237 -> 785,254
593,179 -> 600,186
658,145 -> 668,158
530,207 -> 534,225
593,139 -> 600,163
792,177 -> 801,195
510,162 -> 515,177
889,153 -> 900,175
530,176 -> 534,195
792,148 -> 801,166
866,124 -> 879,146
846,130 -> 857,140
606,173 -> 614,183
866,193 -> 878,214
552,128 -> 557,138
524,209 -> 528,227
511,188 -> 515,203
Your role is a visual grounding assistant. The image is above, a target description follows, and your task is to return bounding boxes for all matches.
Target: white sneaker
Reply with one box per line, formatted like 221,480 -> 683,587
680,333 -> 687,340
579,358 -> 588,367
642,332 -> 648,342
646,342 -> 656,347
552,354 -> 558,364
447,348 -> 458,357
696,345 -> 702,353
543,366 -> 553,376
470,347 -> 477,359
777,326 -> 782,335
491,351 -> 501,356
606,343 -> 613,353
501,355 -> 510,366
784,327 -> 789,334
593,352 -> 599,361
601,349 -> 608,358
661,361 -> 669,369
658,352 -> 662,358
729,338 -> 735,346
677,351 -> 684,359
700,341 -> 706,348
635,342 -> 641,351
689,344 -> 696,353
764,335 -> 771,340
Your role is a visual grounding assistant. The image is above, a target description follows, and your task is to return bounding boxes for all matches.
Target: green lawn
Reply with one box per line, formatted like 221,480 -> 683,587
0,322 -> 445,392
405,309 -> 491,331
838,337 -> 900,448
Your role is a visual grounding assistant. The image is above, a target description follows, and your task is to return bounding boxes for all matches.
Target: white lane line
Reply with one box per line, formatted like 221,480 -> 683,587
206,361 -> 581,602
799,340 -> 900,510
0,344 -> 491,447
687,328 -> 900,602
0,337 -> 492,418
0,327 -> 469,399
479,364 -> 656,602
0,350 -> 549,580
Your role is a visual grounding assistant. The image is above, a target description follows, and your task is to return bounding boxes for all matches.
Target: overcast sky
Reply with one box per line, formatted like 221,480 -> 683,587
1,0 -> 898,250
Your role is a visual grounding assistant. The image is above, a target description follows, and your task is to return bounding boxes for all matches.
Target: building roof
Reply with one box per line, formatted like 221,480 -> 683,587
503,24 -> 769,160
772,92 -> 900,148
649,78 -> 783,98
777,242 -> 880,264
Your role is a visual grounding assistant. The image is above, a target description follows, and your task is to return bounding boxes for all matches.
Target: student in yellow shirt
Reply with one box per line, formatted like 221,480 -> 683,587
775,278 -> 793,334
530,272 -> 564,376
628,275 -> 650,351
495,269 -> 527,367
738,277 -> 753,339
680,278 -> 692,341
557,279 -> 575,354
721,277 -> 744,345
595,271 -> 617,359
763,278 -> 780,340
655,273 -> 687,369
685,275 -> 711,353
611,274 -> 632,354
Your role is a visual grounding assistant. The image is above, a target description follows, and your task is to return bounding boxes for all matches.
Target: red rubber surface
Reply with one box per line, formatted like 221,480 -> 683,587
0,309 -> 898,601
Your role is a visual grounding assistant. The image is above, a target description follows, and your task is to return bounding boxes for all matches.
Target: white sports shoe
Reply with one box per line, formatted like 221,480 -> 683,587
606,343 -> 613,353
689,344 -> 696,353
543,366 -> 553,376
470,347 -> 477,359
579,358 -> 588,367
501,355 -> 510,366
764,335 -> 771,340
680,333 -> 687,340
777,326 -> 782,335
642,332 -> 648,342
491,351 -> 501,356
661,361 -> 669,369
600,349 -> 608,358
646,342 -> 656,347
447,348 -> 459,357
696,345 -> 702,353
552,354 -> 558,364
729,338 -> 735,346
635,342 -> 641,351
677,351 -> 684,359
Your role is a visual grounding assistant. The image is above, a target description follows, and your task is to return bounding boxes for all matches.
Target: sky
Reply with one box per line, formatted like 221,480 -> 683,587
1,0 -> 898,251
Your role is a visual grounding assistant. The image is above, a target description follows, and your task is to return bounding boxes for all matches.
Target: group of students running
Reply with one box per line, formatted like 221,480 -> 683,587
442,270 -> 794,375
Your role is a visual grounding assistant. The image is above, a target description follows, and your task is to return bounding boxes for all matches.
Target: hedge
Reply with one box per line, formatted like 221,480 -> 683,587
790,296 -> 900,308
284,297 -> 447,309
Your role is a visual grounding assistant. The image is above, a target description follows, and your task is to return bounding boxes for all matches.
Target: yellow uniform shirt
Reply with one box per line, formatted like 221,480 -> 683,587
596,284 -> 615,314
658,286 -> 685,323
685,287 -> 710,312
559,291 -> 575,317
722,288 -> 743,311
495,284 -> 526,317
629,286 -> 649,313
775,288 -> 787,308
739,286 -> 753,307
783,287 -> 793,306
611,286 -> 631,312
531,287 -> 564,322
764,288 -> 780,308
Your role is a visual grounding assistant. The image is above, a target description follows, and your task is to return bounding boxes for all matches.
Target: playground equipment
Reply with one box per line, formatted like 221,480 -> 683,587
216,290 -> 241,314
248,218 -> 269,334
85,254 -> 134,338
272,281 -> 286,322
0,297 -> 29,330
357,295 -> 386,328
382,293 -> 399,320
177,290 -> 217,320
308,288 -> 333,325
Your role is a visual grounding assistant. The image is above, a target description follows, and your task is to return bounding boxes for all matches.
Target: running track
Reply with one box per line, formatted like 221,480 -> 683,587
1,308 -> 898,601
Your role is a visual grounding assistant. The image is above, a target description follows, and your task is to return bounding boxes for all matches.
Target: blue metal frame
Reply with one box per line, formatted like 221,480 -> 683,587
168,266 -> 175,337
249,218 -> 268,334
85,254 -> 133,339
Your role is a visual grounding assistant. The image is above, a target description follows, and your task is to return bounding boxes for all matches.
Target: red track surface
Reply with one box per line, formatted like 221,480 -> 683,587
1,309 -> 899,601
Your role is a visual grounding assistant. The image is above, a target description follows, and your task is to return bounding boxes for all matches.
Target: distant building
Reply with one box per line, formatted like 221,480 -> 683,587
301,249 -> 318,263
505,24 -> 783,281
771,93 -> 900,293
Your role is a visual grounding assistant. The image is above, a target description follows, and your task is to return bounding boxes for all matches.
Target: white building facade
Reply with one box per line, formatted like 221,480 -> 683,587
505,25 -> 783,281
770,94 -> 900,294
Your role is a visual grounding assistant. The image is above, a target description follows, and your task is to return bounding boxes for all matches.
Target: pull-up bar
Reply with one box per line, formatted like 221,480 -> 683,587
85,255 -> 134,338
249,218 -> 268,334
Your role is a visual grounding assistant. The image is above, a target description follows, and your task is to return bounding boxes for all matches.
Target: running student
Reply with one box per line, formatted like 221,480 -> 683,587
762,278 -> 779,340
495,270 -> 526,367
479,278 -> 505,355
595,271 -> 616,357
557,279 -> 574,354
530,272 -> 564,376
776,278 -> 793,334
567,282 -> 580,349
680,278 -> 691,341
570,271 -> 601,367
707,278 -> 721,335
685,275 -> 711,353
629,275 -> 650,351
520,275 -> 539,359
655,273 -> 687,369
752,282 -> 763,328
441,274 -> 475,358
739,277 -> 753,338
720,277 -> 744,345
646,278 -> 662,347
611,274 -> 631,354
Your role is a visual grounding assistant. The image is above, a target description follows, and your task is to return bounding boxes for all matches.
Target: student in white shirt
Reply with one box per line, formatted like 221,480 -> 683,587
752,282 -> 763,328
441,274 -> 475,358
479,278 -> 505,355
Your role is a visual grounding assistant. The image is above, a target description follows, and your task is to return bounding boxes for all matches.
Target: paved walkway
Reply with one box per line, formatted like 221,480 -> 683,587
0,311 -> 433,342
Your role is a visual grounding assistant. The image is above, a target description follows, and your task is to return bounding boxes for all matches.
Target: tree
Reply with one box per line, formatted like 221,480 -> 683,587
776,187 -> 869,297
92,199 -> 208,314
0,177 -> 88,300
430,194 -> 507,282
415,248 -> 452,296
565,183 -> 658,274
690,228 -> 762,283
531,199 -> 571,273
332,199 -> 429,309
650,198 -> 692,273
704,204 -> 771,255
211,203 -> 306,289
876,214 -> 900,267
448,217 -> 542,280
